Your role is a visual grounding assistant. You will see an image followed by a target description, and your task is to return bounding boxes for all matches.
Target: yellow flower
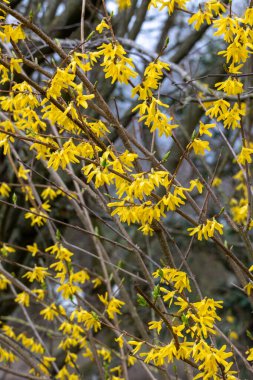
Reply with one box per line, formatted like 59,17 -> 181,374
98,292 -> 125,319
25,202 -> 50,227
57,282 -> 82,299
96,19 -> 110,33
226,315 -> 235,323
26,242 -> 39,256
244,282 -> 253,296
0,346 -> 16,363
69,270 -> 90,284
92,277 -> 102,288
244,8 -> 253,26
188,10 -> 212,31
115,334 -> 124,348
41,187 -> 58,200
98,42 -> 137,84
138,224 -> 154,236
229,331 -> 238,340
22,266 -> 49,283
215,77 -> 243,95
148,320 -> 163,334
46,243 -> 73,262
40,303 -> 59,321
17,165 -> 30,180
237,147 -> 253,165
188,218 -> 223,240
0,244 -> 15,255
246,348 -> 253,361
0,274 -> 11,290
172,324 -> 185,337
213,16 -> 239,42
199,121 -> 215,137
160,288 -> 176,305
0,182 -> 11,197
15,292 -> 30,307
128,340 -> 144,355
9,58 -> 23,73
117,0 -> 131,10
32,289 -> 45,300
189,138 -> 211,155
153,268 -> 191,293
212,177 -> 222,187
47,139 -> 80,171
206,99 -> 230,118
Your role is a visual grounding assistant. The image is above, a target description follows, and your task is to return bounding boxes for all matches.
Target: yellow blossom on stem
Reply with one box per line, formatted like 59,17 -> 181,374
188,218 -> 223,240
15,292 -> 30,307
117,0 -> 131,10
128,340 -> 144,355
22,266 -> 49,283
17,165 -> 30,180
237,147 -> 253,165
0,182 -> 11,197
199,121 -> 215,137
246,348 -> 253,361
148,320 -> 163,334
40,303 -> 62,321
215,77 -> 243,95
96,19 -> 110,33
0,274 -> 11,290
189,138 -> 211,155
26,242 -> 39,256
98,292 -> 125,319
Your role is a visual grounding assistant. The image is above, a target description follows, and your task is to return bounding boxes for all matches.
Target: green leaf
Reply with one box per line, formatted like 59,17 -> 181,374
181,313 -> 189,326
246,330 -> 253,340
56,229 -> 61,242
152,285 -> 160,301
137,293 -> 147,307
12,192 -> 17,207
161,151 -> 171,162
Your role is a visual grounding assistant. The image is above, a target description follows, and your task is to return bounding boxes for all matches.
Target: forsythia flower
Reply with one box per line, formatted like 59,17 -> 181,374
115,335 -> 124,348
149,0 -> 188,15
25,202 -> 51,227
148,320 -> 163,334
0,274 -> 10,290
57,282 -> 82,299
188,10 -> 212,31
188,218 -> 223,240
98,42 -> 137,84
40,303 -> 64,321
17,165 -> 30,180
0,182 -> 11,197
199,121 -> 215,137
70,308 -> 101,332
153,268 -> 191,293
244,8 -> 253,26
189,138 -> 211,155
15,292 -> 30,307
22,266 -> 49,283
212,177 -> 222,187
41,187 -> 58,200
96,19 -> 110,33
246,348 -> 253,361
215,77 -> 243,95
237,147 -> 253,165
117,0 -> 131,10
26,242 -> 39,256
128,341 -> 144,355
98,292 -> 125,319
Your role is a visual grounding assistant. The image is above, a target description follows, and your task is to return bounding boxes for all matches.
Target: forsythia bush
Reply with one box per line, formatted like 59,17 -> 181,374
0,0 -> 253,379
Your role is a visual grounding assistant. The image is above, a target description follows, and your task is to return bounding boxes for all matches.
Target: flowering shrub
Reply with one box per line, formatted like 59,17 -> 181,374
0,0 -> 252,379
